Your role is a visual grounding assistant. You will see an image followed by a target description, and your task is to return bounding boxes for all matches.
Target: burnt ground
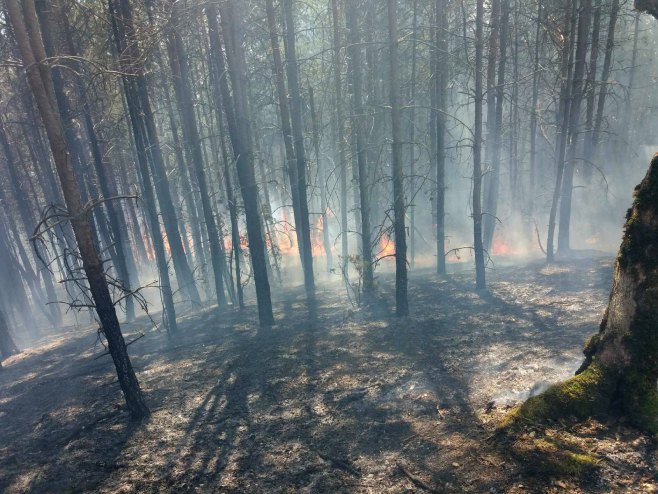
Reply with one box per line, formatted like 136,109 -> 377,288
1,254 -> 657,493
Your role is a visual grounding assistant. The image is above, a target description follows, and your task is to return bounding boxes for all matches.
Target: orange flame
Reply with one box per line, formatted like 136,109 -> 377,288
492,239 -> 511,256
379,233 -> 395,258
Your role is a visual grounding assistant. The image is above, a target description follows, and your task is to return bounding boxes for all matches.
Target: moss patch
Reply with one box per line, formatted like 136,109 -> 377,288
500,361 -> 616,430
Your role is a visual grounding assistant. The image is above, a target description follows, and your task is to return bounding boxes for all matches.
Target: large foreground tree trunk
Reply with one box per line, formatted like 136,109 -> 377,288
507,155 -> 658,433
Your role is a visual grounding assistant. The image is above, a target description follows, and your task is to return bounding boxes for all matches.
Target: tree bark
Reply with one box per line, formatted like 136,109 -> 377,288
434,0 -> 448,276
109,0 -> 201,308
165,1 -> 228,309
507,155 -> 658,434
387,0 -> 409,316
473,0 -> 487,289
0,307 -> 19,359
282,0 -> 316,301
8,0 -> 149,418
205,5 -> 245,309
308,86 -> 333,272
346,0 -> 374,294
218,0 -> 275,327
558,0 -> 592,253
330,0 -> 349,272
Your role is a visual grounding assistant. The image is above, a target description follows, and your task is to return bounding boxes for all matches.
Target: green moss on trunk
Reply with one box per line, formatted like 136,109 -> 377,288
501,361 -> 616,430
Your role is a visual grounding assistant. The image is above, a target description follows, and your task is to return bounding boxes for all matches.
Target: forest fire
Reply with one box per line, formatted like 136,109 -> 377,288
311,215 -> 327,257
491,236 -> 526,257
379,233 -> 396,258
492,239 -> 512,256
5,0 -> 654,490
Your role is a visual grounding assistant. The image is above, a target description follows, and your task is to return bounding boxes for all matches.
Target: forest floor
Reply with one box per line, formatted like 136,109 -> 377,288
1,253 -> 657,493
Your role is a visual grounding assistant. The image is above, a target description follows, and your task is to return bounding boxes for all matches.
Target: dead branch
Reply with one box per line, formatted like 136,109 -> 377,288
534,219 -> 547,255
62,409 -> 121,448
317,451 -> 362,477
93,333 -> 145,360
396,462 -> 441,493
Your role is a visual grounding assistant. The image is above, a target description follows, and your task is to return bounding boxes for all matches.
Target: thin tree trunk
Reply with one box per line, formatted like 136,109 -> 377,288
308,86 -> 333,272
282,0 -> 316,301
528,0 -> 542,221
583,0 -> 601,173
546,0 -> 577,262
483,0 -> 509,252
109,0 -> 201,308
408,0 -> 418,269
8,0 -> 149,418
387,0 -> 409,315
330,0 -> 349,272
346,0 -> 374,293
591,0 -> 619,155
108,0 -> 178,335
482,0 -> 500,253
264,0 -> 303,262
165,3 -> 228,309
206,5 -> 245,309
435,0 -> 448,276
218,0 -> 274,326
473,0 -> 487,289
558,0 -> 592,253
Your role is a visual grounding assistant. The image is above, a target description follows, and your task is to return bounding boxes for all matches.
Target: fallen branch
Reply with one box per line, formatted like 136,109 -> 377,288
62,409 -> 120,448
396,462 -> 441,493
534,220 -> 547,255
317,451 -> 361,477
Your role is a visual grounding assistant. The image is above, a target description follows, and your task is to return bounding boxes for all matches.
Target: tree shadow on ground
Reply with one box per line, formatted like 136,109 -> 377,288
2,256 -> 639,493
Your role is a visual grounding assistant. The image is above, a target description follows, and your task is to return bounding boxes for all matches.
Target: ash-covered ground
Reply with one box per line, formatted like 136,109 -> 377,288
1,254 -> 657,493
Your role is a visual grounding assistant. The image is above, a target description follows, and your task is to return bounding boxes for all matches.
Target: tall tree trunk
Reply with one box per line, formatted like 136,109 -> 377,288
308,86 -> 333,272
408,0 -> 418,269
165,2 -> 228,309
482,0 -> 500,253
591,0 -> 620,156
330,0 -> 349,273
109,0 -> 201,308
206,12 -> 244,309
8,0 -> 149,418
473,0 -> 487,289
218,0 -> 274,327
434,0 -> 448,276
387,0 -> 409,315
38,0 -> 137,322
345,0 -> 374,293
546,0 -> 577,261
206,6 -> 245,309
108,0 -> 178,335
528,0 -> 542,223
282,0 -> 316,301
264,0 -> 303,264
583,0 -> 601,173
557,0 -> 592,253
483,0 -> 509,253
